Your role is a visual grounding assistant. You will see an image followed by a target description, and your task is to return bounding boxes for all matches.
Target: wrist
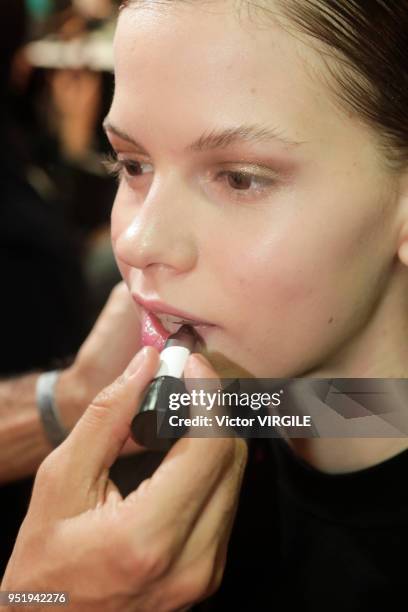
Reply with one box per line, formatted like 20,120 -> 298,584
54,366 -> 89,431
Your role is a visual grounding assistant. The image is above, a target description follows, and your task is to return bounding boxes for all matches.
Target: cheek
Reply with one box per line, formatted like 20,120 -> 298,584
228,185 -> 386,313
212,239 -> 324,376
230,236 -> 322,323
212,196 -> 387,375
217,212 -> 329,317
110,193 -> 125,245
111,197 -> 131,281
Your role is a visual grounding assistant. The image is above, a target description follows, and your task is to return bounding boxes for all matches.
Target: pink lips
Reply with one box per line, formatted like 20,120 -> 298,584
133,294 -> 214,351
141,309 -> 171,351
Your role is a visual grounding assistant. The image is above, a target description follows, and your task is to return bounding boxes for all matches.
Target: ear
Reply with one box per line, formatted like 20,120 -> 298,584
396,170 -> 408,267
398,241 -> 408,267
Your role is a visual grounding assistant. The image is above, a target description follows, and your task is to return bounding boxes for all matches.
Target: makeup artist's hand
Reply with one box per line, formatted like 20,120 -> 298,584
1,348 -> 248,611
55,282 -> 142,436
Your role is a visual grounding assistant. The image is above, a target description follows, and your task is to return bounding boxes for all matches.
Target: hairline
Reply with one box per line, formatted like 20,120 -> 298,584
119,0 -> 403,175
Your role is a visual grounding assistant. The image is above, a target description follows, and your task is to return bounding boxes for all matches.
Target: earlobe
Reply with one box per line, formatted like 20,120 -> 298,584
398,239 -> 408,267
396,171 -> 408,267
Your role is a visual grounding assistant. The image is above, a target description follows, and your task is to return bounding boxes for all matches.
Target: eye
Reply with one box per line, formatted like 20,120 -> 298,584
221,171 -> 257,190
216,169 -> 277,199
102,153 -> 153,181
122,159 -> 145,177
121,158 -> 154,180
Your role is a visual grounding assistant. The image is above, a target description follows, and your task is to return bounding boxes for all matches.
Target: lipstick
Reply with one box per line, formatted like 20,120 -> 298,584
131,324 -> 198,451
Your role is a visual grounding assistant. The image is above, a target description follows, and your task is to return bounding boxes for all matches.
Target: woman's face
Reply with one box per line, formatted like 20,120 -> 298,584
107,0 -> 400,378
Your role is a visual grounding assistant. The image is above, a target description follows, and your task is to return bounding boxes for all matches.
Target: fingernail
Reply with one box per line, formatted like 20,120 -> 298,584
124,347 -> 149,378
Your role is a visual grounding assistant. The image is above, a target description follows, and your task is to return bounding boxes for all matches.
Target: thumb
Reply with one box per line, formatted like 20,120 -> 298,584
61,346 -> 160,482
183,353 -> 223,434
184,352 -> 221,381
183,353 -> 240,439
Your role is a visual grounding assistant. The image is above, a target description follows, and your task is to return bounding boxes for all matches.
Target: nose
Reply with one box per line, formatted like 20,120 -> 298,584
112,178 -> 198,275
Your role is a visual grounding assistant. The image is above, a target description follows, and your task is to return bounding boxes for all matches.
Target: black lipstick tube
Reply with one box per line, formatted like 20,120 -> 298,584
131,325 -> 198,452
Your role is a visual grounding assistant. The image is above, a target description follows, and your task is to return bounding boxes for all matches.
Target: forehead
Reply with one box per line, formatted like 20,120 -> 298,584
111,1 -> 366,158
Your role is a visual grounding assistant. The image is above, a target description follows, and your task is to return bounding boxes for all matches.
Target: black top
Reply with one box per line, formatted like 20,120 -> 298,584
194,437 -> 408,611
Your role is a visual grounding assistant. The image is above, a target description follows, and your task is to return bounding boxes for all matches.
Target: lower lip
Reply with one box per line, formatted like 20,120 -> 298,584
141,309 -> 170,351
140,309 -> 215,352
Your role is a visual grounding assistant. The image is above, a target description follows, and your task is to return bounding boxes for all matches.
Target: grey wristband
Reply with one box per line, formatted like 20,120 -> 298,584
36,370 -> 69,447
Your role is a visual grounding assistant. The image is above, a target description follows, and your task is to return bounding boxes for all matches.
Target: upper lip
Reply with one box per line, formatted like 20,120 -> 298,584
132,294 -> 214,327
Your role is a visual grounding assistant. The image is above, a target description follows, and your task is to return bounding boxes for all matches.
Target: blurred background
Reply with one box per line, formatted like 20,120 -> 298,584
1,0 -> 122,376
1,0 -> 123,572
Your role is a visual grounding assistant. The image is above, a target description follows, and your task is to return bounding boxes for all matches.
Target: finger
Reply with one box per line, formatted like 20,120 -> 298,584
123,354 -> 240,541
184,352 -> 239,439
60,346 -> 160,484
79,282 -> 141,360
160,437 -> 248,604
184,352 -> 220,381
177,438 -> 247,556
183,353 -> 225,435
89,286 -> 141,377
75,282 -> 143,388
184,351 -> 221,405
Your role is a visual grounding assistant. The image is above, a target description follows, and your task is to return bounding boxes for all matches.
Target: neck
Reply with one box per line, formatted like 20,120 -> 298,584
288,259 -> 408,473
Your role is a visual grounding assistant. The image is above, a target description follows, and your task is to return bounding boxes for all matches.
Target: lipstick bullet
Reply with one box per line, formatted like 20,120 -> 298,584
131,325 -> 198,451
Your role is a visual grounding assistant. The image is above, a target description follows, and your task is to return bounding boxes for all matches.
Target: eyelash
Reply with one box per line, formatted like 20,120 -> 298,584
101,153 -> 277,201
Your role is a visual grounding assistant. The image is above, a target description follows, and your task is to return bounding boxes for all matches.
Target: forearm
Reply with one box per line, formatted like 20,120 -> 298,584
0,372 -> 53,484
0,368 -> 85,484
0,283 -> 142,485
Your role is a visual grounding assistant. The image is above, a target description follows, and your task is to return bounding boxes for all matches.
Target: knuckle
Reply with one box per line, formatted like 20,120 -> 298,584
172,558 -> 220,606
81,378 -> 125,427
78,402 -> 111,434
121,541 -> 173,586
85,400 -> 112,424
34,449 -> 62,488
36,450 -> 58,478
216,437 -> 241,470
208,559 -> 225,596
91,377 -> 124,408
234,437 -> 249,470
219,437 -> 248,477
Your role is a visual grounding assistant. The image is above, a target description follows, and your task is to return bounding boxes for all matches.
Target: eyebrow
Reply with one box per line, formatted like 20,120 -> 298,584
103,119 -> 305,154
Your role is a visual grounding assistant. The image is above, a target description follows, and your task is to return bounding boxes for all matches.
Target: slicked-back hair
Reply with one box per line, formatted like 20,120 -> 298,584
119,0 -> 408,172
